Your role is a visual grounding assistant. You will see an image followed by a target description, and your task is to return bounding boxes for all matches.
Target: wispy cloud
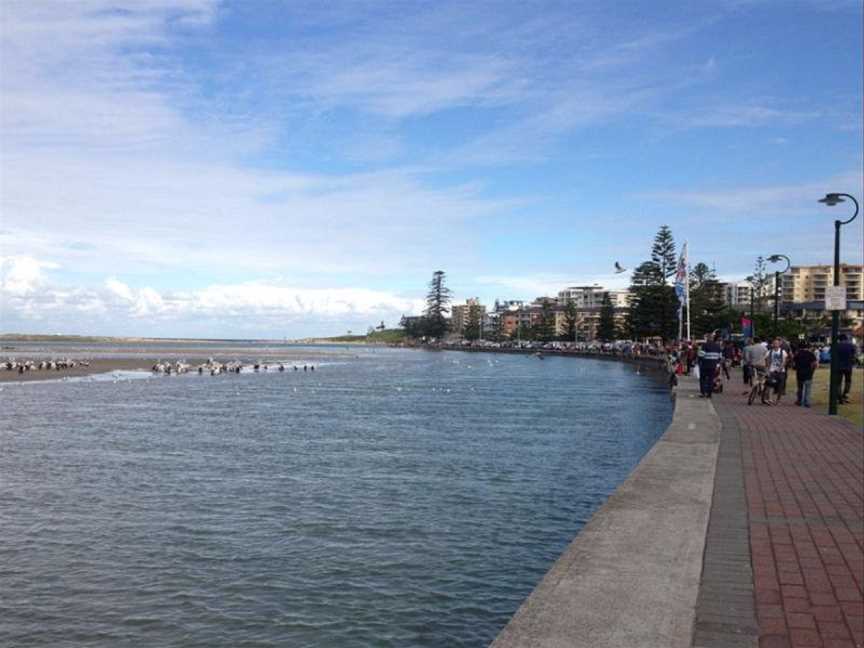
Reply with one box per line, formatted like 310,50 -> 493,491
1,1 -> 861,336
639,170 -> 863,215
670,104 -> 820,129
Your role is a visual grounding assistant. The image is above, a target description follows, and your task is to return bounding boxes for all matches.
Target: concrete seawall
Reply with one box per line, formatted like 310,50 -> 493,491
437,345 -> 669,371
491,376 -> 720,648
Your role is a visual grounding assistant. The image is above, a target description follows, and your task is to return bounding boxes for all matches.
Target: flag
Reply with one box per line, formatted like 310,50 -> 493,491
674,242 -> 688,309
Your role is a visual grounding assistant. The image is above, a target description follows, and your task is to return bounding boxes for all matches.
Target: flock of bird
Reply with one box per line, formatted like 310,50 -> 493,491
152,359 -> 316,376
2,358 -> 317,377
3,359 -> 90,374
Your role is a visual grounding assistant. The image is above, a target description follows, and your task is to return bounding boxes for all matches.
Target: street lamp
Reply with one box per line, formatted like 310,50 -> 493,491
767,254 -> 791,331
817,192 -> 859,415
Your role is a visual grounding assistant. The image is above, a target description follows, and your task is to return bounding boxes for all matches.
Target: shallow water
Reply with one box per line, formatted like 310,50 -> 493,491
1,348 -> 672,647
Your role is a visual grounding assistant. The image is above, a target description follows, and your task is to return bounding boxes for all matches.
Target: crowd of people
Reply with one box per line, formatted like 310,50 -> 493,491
667,333 -> 858,407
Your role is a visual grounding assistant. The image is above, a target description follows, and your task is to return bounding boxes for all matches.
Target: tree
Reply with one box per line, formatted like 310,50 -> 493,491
651,225 -> 677,284
560,300 -> 579,341
534,302 -> 556,341
597,292 -> 617,341
464,306 -> 481,341
400,315 -> 425,338
746,256 -> 771,317
626,261 -> 658,339
626,226 -> 679,341
688,263 -> 725,338
424,270 -> 452,339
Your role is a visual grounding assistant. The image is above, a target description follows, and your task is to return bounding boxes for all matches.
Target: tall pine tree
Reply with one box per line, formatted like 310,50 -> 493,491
626,226 -> 679,340
689,262 -> 725,337
597,292 -> 617,341
652,225 -> 677,284
424,270 -> 452,339
463,305 -> 481,340
560,300 -> 579,341
746,256 -> 770,317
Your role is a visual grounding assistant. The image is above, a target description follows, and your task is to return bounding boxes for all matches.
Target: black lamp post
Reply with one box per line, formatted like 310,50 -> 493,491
817,192 -> 859,415
767,254 -> 791,332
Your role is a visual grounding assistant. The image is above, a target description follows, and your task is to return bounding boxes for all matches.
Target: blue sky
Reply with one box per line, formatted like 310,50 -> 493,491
1,0 -> 862,338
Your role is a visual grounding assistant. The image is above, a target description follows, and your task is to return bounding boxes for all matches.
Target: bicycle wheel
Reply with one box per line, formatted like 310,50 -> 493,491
748,384 -> 758,405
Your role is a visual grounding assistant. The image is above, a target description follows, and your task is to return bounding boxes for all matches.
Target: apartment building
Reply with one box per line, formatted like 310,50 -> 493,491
781,264 -> 863,302
557,285 -> 629,309
450,298 -> 486,334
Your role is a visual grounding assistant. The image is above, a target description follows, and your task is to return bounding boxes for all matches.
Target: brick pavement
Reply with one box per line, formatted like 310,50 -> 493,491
707,379 -> 864,648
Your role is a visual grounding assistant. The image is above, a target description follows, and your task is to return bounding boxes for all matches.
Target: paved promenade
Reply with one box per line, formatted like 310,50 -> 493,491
700,380 -> 863,648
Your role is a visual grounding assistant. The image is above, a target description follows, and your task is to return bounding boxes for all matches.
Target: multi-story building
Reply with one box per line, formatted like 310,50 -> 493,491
558,285 -> 629,309
557,285 -> 605,308
779,264 -> 864,327
781,265 -> 863,303
553,305 -> 629,341
501,307 -> 545,337
492,299 -> 524,313
608,290 -> 631,308
450,298 -> 486,334
717,278 -> 776,310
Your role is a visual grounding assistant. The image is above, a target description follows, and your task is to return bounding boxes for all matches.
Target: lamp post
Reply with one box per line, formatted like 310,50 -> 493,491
817,192 -> 859,415
767,254 -> 791,332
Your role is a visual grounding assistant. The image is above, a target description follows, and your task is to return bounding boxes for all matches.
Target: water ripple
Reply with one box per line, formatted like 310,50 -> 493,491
1,349 -> 671,647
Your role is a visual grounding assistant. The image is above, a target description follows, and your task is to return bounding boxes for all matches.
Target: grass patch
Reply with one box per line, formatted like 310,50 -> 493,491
316,329 -> 407,344
785,367 -> 863,428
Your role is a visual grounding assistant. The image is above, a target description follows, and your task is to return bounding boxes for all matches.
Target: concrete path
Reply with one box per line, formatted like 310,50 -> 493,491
702,377 -> 863,648
491,377 -> 720,648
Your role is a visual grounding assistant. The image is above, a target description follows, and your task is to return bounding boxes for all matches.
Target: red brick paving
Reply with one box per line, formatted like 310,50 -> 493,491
713,385 -> 864,648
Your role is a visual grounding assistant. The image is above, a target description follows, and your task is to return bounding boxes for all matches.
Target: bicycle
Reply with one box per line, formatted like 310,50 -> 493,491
748,368 -> 772,406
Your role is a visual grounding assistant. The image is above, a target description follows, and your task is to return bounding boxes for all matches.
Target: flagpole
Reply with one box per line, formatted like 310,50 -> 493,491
685,241 -> 691,341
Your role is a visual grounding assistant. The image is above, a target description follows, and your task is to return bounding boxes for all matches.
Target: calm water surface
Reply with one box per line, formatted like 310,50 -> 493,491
1,348 -> 672,647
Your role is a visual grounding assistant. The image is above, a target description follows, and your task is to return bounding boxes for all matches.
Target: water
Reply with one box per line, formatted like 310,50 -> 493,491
1,348 -> 672,647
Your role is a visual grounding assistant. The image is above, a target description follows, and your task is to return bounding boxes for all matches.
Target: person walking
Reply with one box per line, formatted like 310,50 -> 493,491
793,341 -> 818,407
697,334 -> 723,398
766,338 -> 789,405
836,334 -> 856,404
742,337 -> 767,393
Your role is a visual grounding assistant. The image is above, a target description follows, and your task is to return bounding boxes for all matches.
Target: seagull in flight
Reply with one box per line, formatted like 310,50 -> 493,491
614,262 -> 627,274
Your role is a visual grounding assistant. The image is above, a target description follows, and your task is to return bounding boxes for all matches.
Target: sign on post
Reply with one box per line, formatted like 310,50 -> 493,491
824,285 -> 847,311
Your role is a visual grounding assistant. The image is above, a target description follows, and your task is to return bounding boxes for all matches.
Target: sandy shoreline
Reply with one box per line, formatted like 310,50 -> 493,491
0,359 -> 156,383
0,346 -> 363,383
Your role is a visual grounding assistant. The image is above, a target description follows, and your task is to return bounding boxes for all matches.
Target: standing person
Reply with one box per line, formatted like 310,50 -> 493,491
721,340 -> 734,380
793,341 -> 818,408
836,334 -> 857,404
687,342 -> 698,376
766,338 -> 789,405
742,337 -> 766,393
697,334 -> 723,398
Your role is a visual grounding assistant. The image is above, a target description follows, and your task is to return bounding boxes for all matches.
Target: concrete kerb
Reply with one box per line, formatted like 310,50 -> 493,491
490,376 -> 721,648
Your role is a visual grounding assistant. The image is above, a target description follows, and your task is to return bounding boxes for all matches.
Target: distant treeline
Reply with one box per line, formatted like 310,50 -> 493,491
311,329 -> 407,344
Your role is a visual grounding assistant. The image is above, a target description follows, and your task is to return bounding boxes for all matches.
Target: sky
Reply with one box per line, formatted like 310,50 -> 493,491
1,0 -> 862,338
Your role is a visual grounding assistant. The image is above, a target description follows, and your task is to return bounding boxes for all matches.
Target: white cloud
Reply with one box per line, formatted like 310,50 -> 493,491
105,277 -> 134,301
0,255 -> 58,296
2,271 -> 424,335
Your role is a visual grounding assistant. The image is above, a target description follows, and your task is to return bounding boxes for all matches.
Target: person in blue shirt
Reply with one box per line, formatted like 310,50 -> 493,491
836,334 -> 857,404
697,334 -> 723,398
